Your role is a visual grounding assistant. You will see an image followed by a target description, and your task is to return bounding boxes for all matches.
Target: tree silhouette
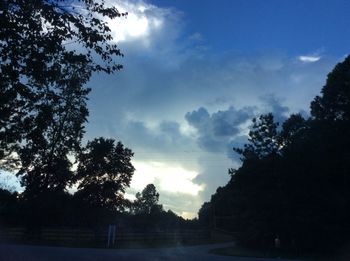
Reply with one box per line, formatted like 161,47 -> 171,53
75,137 -> 135,212
200,56 -> 350,252
279,113 -> 308,149
0,0 -> 125,190
133,184 -> 163,215
311,56 -> 350,121
234,113 -> 280,160
18,71 -> 89,198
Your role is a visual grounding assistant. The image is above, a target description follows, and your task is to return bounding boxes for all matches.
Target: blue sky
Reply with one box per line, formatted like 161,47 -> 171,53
84,0 -> 350,218
152,0 -> 350,56
2,0 -> 349,218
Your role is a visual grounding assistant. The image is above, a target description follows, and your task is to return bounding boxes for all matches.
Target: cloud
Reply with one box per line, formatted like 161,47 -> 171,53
298,55 -> 321,63
79,1 -> 341,217
86,50 -> 338,216
183,97 -> 293,201
121,120 -> 195,158
189,32 -> 204,42
261,95 -> 290,124
157,190 -> 204,219
185,106 -> 255,152
104,0 -> 189,66
2,0 -> 344,218
105,0 -> 165,45
130,161 -> 203,196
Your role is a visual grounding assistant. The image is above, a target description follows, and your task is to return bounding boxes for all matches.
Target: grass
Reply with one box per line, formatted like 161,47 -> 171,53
3,236 -> 231,250
209,244 -> 303,260
209,244 -> 350,261
210,244 -> 275,259
113,237 -> 229,249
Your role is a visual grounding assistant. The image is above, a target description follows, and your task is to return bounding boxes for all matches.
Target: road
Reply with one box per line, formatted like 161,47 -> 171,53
0,242 -> 300,261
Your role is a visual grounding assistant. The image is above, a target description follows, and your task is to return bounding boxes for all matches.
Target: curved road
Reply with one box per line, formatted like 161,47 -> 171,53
0,242 -> 299,261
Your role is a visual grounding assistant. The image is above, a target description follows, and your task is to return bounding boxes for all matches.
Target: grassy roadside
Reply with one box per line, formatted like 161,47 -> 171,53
113,237 -> 231,249
209,244 -> 296,259
209,244 -> 350,261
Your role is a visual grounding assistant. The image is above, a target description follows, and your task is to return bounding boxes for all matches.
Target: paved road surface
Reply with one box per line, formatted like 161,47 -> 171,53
0,243 -> 300,261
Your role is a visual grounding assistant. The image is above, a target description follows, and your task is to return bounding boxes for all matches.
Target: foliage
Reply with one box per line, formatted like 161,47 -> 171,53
311,56 -> 350,121
75,137 -> 135,212
0,188 -> 18,226
0,0 -> 125,196
198,202 -> 212,227
199,55 -> 350,252
0,1 -> 197,230
234,113 -> 280,160
18,76 -> 90,198
133,184 -> 163,215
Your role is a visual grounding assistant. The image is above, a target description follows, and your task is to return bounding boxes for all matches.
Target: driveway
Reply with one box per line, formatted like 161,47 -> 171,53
0,242 -> 300,261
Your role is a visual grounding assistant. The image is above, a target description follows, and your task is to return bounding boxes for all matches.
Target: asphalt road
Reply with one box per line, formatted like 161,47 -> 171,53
0,242 -> 300,261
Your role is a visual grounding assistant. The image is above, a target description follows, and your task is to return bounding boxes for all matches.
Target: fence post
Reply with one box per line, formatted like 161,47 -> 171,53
107,224 -> 116,248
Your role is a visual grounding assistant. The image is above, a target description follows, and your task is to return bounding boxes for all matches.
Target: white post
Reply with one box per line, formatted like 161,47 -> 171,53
107,225 -> 112,247
107,224 -> 117,247
112,225 -> 116,246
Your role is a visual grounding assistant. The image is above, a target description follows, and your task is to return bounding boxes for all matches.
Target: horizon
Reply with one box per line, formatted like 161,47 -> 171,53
2,0 -> 350,219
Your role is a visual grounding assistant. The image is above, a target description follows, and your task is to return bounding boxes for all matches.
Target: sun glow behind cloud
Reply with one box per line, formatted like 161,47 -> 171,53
106,0 -> 164,45
130,161 -> 204,196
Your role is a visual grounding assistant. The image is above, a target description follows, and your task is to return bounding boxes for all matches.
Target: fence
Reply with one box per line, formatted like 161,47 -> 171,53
0,227 -> 212,247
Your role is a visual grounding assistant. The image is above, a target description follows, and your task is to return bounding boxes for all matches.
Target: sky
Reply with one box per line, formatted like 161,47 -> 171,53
3,0 -> 350,219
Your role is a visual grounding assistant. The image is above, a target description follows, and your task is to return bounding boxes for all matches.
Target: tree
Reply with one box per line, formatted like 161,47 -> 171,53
0,188 -> 19,226
208,113 -> 308,248
279,113 -> 309,151
17,68 -> 90,197
0,0 -> 125,188
198,202 -> 213,228
75,137 -> 135,212
234,113 -> 280,160
203,56 -> 350,252
311,56 -> 350,121
133,184 -> 163,215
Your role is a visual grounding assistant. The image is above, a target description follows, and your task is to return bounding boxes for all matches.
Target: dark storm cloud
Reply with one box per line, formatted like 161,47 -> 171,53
186,97 -> 296,202
121,120 -> 193,156
185,106 -> 255,152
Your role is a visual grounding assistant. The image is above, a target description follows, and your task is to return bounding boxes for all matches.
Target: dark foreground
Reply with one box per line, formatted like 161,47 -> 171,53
0,242 -> 300,261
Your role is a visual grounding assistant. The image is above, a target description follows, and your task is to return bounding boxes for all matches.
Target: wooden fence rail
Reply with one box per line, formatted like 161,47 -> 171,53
0,227 -> 212,246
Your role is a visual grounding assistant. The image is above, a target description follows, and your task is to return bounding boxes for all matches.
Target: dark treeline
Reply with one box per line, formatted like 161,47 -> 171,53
198,56 -> 350,252
0,181 -> 193,231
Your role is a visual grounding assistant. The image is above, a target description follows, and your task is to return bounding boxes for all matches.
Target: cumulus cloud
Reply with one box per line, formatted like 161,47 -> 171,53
104,0 -> 190,68
183,98 -> 292,201
185,106 -> 255,152
86,50 -> 337,216
105,0 -> 165,45
2,0 -> 343,218
70,0 -> 342,217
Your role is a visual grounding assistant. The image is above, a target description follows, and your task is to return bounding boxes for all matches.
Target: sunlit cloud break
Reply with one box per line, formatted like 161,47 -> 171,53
298,55 -> 321,63
130,161 -> 204,196
106,0 -> 164,44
